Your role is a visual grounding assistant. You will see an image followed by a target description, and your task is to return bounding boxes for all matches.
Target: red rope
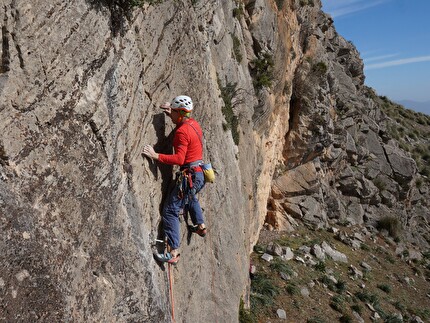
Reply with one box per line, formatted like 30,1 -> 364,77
168,263 -> 176,323
207,216 -> 219,323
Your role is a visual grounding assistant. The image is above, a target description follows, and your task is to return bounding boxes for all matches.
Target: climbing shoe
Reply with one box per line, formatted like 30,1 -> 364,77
153,252 -> 180,265
190,226 -> 207,237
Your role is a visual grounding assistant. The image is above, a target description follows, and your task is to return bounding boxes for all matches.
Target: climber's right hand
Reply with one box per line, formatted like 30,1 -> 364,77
160,102 -> 171,116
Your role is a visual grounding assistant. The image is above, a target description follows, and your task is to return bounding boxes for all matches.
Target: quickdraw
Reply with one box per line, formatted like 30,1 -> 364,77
176,168 -> 195,200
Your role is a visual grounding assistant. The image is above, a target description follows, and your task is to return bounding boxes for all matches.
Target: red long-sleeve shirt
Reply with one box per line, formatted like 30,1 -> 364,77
158,118 -> 203,166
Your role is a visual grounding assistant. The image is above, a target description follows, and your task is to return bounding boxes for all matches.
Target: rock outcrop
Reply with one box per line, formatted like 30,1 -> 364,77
267,1 -> 430,250
0,0 -> 428,322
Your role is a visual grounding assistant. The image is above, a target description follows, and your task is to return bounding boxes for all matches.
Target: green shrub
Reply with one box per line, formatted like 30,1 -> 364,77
239,297 -> 254,323
354,291 -> 379,306
286,283 -> 299,295
307,318 -> 327,323
335,280 -> 347,294
291,48 -> 297,60
419,166 -> 430,177
373,304 -> 387,320
309,113 -> 326,135
422,152 -> 430,161
385,254 -> 396,264
351,303 -> 362,314
314,261 -> 326,272
250,52 -> 274,91
233,7 -> 243,18
416,178 -> 423,189
93,0 -> 162,34
399,141 -> 410,152
413,145 -> 427,155
218,79 -> 240,145
250,293 -> 271,313
321,275 -> 346,294
393,301 -> 406,312
300,0 -> 314,6
231,34 -> 243,63
330,295 -> 346,313
360,243 -> 371,251
417,117 -> 427,125
0,143 -> 8,166
283,81 -> 291,96
373,177 -> 386,191
377,283 -> 392,294
232,0 -> 244,18
410,308 -> 430,320
362,270 -> 373,281
251,274 -> 279,299
320,275 -> 333,286
275,0 -> 285,10
383,314 -> 403,323
339,315 -> 352,323
126,0 -> 151,7
387,124 -> 401,140
269,258 -> 293,275
312,61 -> 328,77
96,0 -> 160,10
253,244 -> 265,254
250,274 -> 280,312
377,216 -> 401,238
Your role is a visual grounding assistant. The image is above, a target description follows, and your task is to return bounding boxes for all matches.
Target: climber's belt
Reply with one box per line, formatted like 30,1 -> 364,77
180,160 -> 203,172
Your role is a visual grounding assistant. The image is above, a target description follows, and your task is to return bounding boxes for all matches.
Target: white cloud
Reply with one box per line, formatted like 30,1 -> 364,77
365,56 -> 430,70
364,54 -> 399,63
322,0 -> 389,18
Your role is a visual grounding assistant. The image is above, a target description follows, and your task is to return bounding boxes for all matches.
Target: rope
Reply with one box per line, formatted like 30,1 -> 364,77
207,213 -> 219,323
168,263 -> 176,323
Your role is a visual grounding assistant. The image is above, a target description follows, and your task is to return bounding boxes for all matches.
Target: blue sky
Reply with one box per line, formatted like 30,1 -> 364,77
321,0 -> 430,112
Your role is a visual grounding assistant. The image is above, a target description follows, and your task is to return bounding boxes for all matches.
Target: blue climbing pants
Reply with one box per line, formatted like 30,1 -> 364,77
163,170 -> 205,249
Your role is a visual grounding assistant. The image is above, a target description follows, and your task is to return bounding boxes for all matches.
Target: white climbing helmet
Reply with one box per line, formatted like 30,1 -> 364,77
171,95 -> 193,112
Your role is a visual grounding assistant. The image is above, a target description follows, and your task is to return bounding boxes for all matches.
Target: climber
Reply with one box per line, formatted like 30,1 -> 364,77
143,95 -> 207,265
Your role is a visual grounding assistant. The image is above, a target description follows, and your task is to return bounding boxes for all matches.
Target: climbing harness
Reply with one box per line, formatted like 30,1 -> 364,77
176,161 -> 202,202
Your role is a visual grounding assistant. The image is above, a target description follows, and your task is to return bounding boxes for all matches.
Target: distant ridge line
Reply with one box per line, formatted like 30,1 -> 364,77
395,99 -> 430,116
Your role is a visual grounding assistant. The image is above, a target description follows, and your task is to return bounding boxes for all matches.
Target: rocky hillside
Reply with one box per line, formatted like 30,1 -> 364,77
267,4 -> 430,247
0,0 -> 428,322
245,222 -> 430,322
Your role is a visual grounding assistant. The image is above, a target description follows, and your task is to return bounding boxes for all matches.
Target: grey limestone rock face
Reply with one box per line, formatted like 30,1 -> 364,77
1,0 -> 429,321
0,0 -> 266,321
321,241 -> 348,263
311,244 -> 325,260
282,247 -> 295,261
274,162 -> 319,196
383,144 -> 417,184
277,308 -> 287,319
266,242 -> 283,256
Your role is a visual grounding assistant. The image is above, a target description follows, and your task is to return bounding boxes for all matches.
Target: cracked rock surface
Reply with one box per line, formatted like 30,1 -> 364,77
1,0 -> 429,321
